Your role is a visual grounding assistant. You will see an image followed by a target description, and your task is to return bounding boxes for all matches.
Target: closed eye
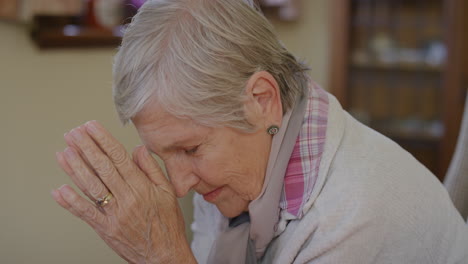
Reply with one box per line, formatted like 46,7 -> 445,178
185,145 -> 199,155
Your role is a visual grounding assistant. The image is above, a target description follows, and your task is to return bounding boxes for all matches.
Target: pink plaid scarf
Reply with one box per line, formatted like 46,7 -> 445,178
280,81 -> 329,218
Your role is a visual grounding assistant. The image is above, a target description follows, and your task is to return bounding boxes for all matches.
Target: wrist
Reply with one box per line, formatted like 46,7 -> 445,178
172,241 -> 197,264
144,239 -> 196,264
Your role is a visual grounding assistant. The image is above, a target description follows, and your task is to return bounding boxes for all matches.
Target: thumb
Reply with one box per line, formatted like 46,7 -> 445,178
133,145 -> 170,187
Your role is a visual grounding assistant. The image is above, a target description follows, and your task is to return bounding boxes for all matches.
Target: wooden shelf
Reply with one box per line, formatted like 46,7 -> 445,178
352,17 -> 444,28
30,15 -> 123,49
351,62 -> 443,74
371,120 -> 443,142
32,26 -> 122,49
382,130 -> 441,143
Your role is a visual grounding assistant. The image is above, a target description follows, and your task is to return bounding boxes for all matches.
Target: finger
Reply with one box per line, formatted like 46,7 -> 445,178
64,129 -> 94,170
84,121 -> 147,186
53,184 -> 107,229
136,145 -> 170,187
131,145 -> 151,170
66,126 -> 128,197
52,187 -> 95,220
51,188 -> 70,209
61,147 -> 112,205
55,151 -> 73,176
52,187 -> 136,264
134,146 -> 176,197
132,145 -> 142,168
57,150 -> 99,200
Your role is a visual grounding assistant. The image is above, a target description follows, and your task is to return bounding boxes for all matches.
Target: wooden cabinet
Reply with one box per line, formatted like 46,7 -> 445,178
329,0 -> 467,180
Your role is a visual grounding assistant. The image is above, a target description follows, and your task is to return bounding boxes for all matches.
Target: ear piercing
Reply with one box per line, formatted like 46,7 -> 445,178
267,125 -> 279,135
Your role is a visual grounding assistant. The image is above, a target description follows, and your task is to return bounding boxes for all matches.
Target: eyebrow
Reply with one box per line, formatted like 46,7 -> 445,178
161,138 -> 194,153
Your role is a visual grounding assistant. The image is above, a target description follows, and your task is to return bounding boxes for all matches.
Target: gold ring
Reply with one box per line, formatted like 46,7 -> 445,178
95,193 -> 113,207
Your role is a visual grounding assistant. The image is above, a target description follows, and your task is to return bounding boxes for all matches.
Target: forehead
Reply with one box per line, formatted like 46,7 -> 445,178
133,101 -> 183,132
132,102 -> 206,152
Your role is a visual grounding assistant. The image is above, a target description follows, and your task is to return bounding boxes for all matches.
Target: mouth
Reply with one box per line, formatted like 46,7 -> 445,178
202,186 -> 224,202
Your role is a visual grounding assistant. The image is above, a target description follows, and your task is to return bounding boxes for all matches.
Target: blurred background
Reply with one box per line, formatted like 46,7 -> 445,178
0,0 -> 465,263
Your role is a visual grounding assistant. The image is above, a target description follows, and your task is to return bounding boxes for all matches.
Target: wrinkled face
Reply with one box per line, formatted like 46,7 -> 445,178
133,105 -> 273,218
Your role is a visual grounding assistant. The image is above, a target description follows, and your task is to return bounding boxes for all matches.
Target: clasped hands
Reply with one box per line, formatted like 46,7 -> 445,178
52,121 -> 197,264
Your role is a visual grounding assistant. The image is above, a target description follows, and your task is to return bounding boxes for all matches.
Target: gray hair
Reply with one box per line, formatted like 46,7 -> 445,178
113,0 -> 309,131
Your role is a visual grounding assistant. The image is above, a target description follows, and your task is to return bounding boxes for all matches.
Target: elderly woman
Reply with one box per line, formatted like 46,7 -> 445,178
52,0 -> 468,263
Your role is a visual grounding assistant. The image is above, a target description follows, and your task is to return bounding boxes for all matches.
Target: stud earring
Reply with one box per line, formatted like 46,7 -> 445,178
267,125 -> 279,135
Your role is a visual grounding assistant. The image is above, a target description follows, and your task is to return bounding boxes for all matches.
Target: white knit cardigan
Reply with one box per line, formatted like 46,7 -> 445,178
191,93 -> 468,264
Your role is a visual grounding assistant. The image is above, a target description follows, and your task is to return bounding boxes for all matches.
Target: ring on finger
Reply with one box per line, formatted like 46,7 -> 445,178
95,192 -> 113,207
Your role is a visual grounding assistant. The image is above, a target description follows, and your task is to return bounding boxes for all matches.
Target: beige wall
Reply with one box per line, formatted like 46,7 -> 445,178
269,0 -> 330,88
0,1 -> 329,262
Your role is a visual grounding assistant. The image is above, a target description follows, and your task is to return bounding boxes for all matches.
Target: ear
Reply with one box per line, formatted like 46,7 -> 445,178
244,71 -> 283,130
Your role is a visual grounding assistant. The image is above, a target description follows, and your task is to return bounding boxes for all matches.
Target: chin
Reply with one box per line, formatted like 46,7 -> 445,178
219,209 -> 245,218
216,203 -> 249,218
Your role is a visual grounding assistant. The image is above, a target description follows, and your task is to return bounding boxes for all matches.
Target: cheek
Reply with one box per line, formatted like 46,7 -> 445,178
190,153 -> 226,185
192,149 -> 243,185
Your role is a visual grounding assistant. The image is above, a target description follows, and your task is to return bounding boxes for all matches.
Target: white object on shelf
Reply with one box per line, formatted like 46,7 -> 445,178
94,0 -> 124,29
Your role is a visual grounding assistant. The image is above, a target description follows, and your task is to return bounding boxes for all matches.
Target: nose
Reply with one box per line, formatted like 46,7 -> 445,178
165,158 -> 199,197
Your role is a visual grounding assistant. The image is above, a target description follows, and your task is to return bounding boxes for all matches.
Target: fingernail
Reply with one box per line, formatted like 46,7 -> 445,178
86,121 -> 98,134
50,189 -> 59,199
64,147 -> 76,160
143,147 -> 151,158
70,129 -> 83,142
58,185 -> 73,200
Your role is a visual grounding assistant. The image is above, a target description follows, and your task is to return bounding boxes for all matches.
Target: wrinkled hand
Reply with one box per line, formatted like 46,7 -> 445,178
52,121 -> 196,264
